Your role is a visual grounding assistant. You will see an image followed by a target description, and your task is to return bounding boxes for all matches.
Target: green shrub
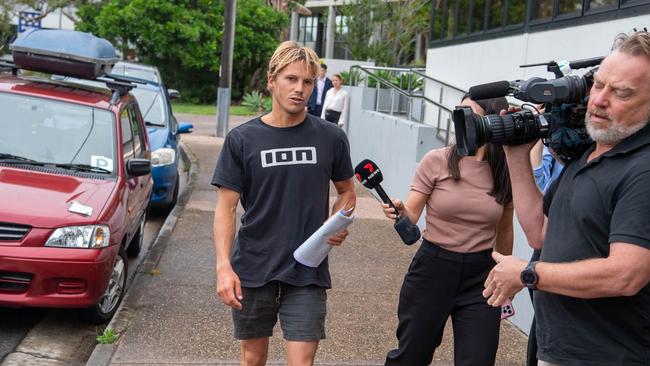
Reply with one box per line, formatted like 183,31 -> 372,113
263,97 -> 273,112
391,73 -> 424,91
339,69 -> 365,86
242,91 -> 266,113
366,70 -> 393,89
96,328 -> 118,344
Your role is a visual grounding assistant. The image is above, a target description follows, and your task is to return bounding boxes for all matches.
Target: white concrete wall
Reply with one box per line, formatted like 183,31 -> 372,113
426,15 -> 650,90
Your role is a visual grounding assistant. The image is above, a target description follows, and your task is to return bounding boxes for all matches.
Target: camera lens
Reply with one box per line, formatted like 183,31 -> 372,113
453,108 -> 546,156
500,110 -> 544,145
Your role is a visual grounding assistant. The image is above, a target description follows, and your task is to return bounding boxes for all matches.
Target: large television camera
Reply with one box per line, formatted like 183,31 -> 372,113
452,57 -> 604,162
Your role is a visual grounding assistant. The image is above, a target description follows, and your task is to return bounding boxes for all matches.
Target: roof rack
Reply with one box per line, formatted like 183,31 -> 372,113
97,74 -> 148,104
0,58 -> 18,75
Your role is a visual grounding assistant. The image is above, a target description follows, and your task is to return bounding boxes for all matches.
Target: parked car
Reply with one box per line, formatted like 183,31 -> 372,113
111,61 -> 181,100
0,29 -> 152,323
112,62 -> 193,211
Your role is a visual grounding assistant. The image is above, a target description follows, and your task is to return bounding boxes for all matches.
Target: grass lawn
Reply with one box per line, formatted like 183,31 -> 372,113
172,102 -> 257,116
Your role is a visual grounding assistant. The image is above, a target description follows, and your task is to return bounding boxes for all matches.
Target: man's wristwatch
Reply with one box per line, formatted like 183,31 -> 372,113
520,261 -> 539,290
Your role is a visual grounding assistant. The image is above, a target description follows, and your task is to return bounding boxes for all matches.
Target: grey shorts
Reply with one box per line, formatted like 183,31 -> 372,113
232,281 -> 327,341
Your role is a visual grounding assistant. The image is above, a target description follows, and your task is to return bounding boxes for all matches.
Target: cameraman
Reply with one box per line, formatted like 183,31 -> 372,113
483,31 -> 650,365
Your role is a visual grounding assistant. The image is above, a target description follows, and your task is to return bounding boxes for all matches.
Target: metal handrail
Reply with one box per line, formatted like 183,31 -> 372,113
349,65 -> 455,112
349,65 -> 466,145
411,68 -> 466,95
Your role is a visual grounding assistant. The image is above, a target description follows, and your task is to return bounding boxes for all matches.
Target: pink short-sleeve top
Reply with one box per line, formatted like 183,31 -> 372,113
411,146 -> 508,253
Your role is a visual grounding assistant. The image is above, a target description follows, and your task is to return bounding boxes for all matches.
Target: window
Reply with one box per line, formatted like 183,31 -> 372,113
128,105 -> 146,158
431,0 -> 445,40
488,0 -> 504,29
121,109 -> 134,160
445,0 -> 457,38
471,0 -> 487,33
429,0 -> 650,46
507,0 -> 526,26
0,92 -> 115,170
588,0 -> 618,11
457,0 -> 471,36
530,0 -> 554,20
558,0 -> 583,15
130,87 -> 165,127
298,16 -> 318,44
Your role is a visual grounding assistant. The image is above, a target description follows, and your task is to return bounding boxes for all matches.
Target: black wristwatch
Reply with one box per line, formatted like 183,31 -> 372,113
520,261 -> 539,290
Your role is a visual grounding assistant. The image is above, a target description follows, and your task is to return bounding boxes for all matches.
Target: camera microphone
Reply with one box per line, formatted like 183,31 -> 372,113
568,56 -> 604,70
354,159 -> 421,245
468,80 -> 512,100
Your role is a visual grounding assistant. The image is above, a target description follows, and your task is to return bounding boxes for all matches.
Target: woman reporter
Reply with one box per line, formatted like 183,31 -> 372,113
384,95 -> 514,366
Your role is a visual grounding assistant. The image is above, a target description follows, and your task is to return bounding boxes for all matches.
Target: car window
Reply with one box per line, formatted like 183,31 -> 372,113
130,87 -> 165,127
112,63 -> 160,83
0,92 -> 116,172
128,104 -> 146,158
121,108 -> 134,160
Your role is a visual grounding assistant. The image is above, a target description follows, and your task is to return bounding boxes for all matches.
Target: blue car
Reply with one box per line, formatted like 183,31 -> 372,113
123,69 -> 192,211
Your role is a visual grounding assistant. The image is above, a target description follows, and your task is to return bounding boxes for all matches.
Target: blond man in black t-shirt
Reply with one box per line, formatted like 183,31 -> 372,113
212,41 -> 355,366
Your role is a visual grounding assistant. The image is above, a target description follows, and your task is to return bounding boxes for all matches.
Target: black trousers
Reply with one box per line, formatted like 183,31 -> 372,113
385,240 -> 501,366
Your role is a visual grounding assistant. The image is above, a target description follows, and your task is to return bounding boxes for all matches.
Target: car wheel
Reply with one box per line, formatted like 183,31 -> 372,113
80,247 -> 128,324
126,211 -> 146,257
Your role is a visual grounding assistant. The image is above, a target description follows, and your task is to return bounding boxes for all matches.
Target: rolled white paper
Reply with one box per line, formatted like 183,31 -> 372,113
293,207 -> 355,267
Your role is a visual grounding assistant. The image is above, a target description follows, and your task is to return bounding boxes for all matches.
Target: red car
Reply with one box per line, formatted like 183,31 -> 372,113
0,29 -> 152,323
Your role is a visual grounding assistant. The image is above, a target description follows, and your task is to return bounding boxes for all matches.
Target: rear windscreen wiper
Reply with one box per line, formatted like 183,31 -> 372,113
53,163 -> 112,174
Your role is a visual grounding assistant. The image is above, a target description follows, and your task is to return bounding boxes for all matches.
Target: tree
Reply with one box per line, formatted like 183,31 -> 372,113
336,0 -> 431,66
232,0 -> 287,95
336,0 -> 386,62
378,0 -> 430,66
76,0 -> 287,103
1,0 -> 84,54
0,6 -> 12,53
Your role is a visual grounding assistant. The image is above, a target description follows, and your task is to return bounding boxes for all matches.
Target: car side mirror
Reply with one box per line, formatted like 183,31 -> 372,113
178,122 -> 193,134
168,89 -> 181,100
126,158 -> 151,177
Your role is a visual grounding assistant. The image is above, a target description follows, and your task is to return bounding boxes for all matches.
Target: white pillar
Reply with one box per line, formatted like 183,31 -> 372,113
325,5 -> 335,59
289,11 -> 299,41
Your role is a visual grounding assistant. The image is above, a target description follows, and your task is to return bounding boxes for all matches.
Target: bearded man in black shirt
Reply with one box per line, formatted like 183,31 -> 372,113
483,31 -> 650,366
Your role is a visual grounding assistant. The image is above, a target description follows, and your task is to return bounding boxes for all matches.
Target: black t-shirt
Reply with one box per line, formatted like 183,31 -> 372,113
538,124 -> 650,365
211,115 -> 353,288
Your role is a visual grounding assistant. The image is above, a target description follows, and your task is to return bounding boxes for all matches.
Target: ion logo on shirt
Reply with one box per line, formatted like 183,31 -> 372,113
260,147 -> 317,168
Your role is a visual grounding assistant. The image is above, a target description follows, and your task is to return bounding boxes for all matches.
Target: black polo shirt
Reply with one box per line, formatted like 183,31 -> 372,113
537,123 -> 650,366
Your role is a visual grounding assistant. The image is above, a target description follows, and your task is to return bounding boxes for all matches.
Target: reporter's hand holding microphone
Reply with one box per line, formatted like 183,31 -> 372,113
381,198 -> 404,220
354,159 -> 420,245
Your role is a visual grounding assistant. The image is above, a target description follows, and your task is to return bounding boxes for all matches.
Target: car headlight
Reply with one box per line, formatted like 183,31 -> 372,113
45,225 -> 110,248
151,148 -> 176,167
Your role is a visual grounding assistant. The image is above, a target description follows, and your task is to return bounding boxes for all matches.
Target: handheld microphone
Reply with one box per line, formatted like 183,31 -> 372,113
354,159 -> 420,245
354,159 -> 396,211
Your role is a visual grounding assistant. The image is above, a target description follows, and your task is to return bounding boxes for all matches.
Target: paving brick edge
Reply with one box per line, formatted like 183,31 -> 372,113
85,140 -> 198,366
